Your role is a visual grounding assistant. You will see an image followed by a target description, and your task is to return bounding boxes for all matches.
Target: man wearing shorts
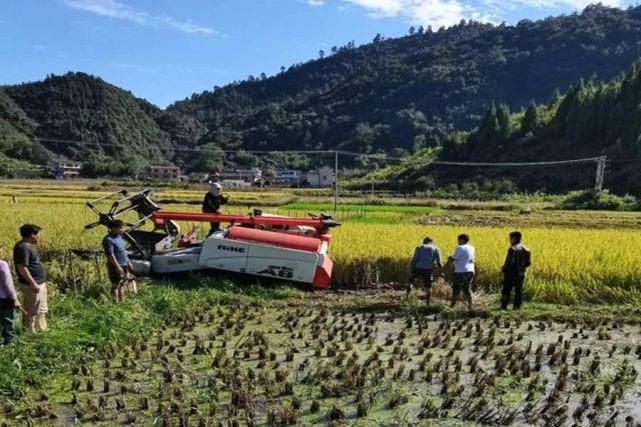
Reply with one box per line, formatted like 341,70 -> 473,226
445,234 -> 475,310
409,237 -> 442,305
103,220 -> 136,303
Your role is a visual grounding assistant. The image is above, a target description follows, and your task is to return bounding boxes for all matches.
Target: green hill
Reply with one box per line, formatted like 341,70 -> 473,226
353,60 -> 641,196
1,72 -> 206,177
169,5 -> 641,155
4,5 -> 641,178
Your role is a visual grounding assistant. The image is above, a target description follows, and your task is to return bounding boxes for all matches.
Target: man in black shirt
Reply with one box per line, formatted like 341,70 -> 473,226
13,224 -> 48,333
202,182 -> 229,236
500,231 -> 531,310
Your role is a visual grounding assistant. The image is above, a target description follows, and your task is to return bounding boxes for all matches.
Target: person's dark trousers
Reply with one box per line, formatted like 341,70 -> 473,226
501,274 -> 525,309
207,222 -> 220,237
0,299 -> 16,345
206,210 -> 221,237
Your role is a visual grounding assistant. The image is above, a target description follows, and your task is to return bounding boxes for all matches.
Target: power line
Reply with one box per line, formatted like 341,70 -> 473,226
426,157 -> 604,167
33,138 -> 333,155
31,137 -> 608,166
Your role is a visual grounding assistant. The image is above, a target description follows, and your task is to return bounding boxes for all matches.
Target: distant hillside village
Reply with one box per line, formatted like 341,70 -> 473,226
51,161 -> 334,188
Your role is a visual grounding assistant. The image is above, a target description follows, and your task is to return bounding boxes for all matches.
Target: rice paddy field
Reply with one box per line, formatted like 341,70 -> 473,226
1,181 -> 641,426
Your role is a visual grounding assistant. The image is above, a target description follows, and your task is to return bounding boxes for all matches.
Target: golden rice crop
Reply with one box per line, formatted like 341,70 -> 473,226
0,197 -> 639,305
331,224 -> 641,304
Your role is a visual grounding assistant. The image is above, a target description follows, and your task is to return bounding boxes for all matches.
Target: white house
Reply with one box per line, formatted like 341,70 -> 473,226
305,166 -> 333,188
150,165 -> 181,181
219,168 -> 262,183
54,161 -> 83,179
221,179 -> 252,188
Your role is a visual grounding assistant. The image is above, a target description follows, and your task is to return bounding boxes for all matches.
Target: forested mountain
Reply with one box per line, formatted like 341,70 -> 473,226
0,88 -> 45,174
0,73 -> 207,176
3,5 -> 641,178
169,4 -> 641,156
353,59 -> 641,195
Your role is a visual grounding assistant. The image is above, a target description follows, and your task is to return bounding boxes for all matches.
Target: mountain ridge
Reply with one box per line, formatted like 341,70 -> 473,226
3,4 -> 641,181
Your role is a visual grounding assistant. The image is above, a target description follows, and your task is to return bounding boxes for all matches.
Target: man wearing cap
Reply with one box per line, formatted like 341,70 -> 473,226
202,182 -> 229,236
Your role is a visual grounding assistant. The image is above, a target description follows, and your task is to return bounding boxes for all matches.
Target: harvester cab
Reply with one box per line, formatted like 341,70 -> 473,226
85,189 -> 340,288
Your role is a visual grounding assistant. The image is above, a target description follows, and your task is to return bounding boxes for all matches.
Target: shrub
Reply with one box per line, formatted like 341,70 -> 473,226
560,190 -> 638,211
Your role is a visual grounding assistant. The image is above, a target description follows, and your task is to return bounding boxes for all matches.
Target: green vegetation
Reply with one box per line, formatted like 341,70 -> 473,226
1,73 -> 206,177
3,293 -> 641,425
0,185 -> 640,424
4,5 -> 641,182
357,58 -> 641,196
171,5 -> 641,158
560,190 -> 638,211
0,276 -> 300,395
439,59 -> 641,195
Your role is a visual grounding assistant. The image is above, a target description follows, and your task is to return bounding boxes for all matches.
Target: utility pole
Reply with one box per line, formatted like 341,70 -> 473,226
594,156 -> 607,192
333,150 -> 339,214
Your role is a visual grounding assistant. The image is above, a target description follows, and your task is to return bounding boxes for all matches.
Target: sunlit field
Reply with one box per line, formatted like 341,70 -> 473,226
2,184 -> 641,426
0,185 -> 639,304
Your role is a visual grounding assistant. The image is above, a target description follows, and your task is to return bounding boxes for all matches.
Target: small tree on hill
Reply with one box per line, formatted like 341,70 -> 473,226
521,102 -> 540,135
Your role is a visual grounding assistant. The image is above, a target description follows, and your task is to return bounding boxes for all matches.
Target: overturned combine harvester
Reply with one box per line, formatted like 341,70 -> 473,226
85,189 -> 340,288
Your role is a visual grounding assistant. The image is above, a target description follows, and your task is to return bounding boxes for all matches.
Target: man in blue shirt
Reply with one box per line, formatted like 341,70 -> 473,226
102,220 -> 136,303
409,237 -> 442,305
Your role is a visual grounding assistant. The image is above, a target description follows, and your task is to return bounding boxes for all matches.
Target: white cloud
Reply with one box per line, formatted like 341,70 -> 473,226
343,0 -> 468,28
64,0 -> 217,35
507,0 -> 620,7
407,0 -> 468,27
307,0 -> 326,5
344,0 -> 404,17
339,0 -> 623,28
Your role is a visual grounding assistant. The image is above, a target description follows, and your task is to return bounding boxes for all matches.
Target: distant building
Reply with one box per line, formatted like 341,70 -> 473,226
54,161 -> 83,179
187,172 -> 209,183
221,179 -> 252,188
277,169 -> 301,183
305,165 -> 333,188
150,165 -> 181,181
219,168 -> 262,183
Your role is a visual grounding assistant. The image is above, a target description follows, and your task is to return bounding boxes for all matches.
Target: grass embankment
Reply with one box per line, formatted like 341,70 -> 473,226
0,278 -> 300,396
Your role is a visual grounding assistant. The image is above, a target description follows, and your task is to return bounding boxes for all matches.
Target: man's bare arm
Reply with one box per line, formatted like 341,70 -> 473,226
108,254 -> 123,273
444,256 -> 455,269
17,264 -> 40,293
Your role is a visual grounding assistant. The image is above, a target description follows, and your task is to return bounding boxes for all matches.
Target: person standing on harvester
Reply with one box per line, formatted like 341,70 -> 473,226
202,181 -> 229,236
444,234 -> 475,310
409,237 -> 442,305
501,231 -> 531,310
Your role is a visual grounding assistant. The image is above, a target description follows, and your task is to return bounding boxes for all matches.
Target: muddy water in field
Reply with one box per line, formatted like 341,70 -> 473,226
7,304 -> 641,426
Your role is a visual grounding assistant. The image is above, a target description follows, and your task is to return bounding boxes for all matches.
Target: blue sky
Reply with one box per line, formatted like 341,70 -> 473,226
0,0 -> 634,107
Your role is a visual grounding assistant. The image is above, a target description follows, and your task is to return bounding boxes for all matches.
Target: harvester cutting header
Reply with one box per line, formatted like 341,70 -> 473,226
85,189 -> 340,288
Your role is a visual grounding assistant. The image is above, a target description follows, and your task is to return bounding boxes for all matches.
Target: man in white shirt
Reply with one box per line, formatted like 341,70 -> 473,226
444,234 -> 475,309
